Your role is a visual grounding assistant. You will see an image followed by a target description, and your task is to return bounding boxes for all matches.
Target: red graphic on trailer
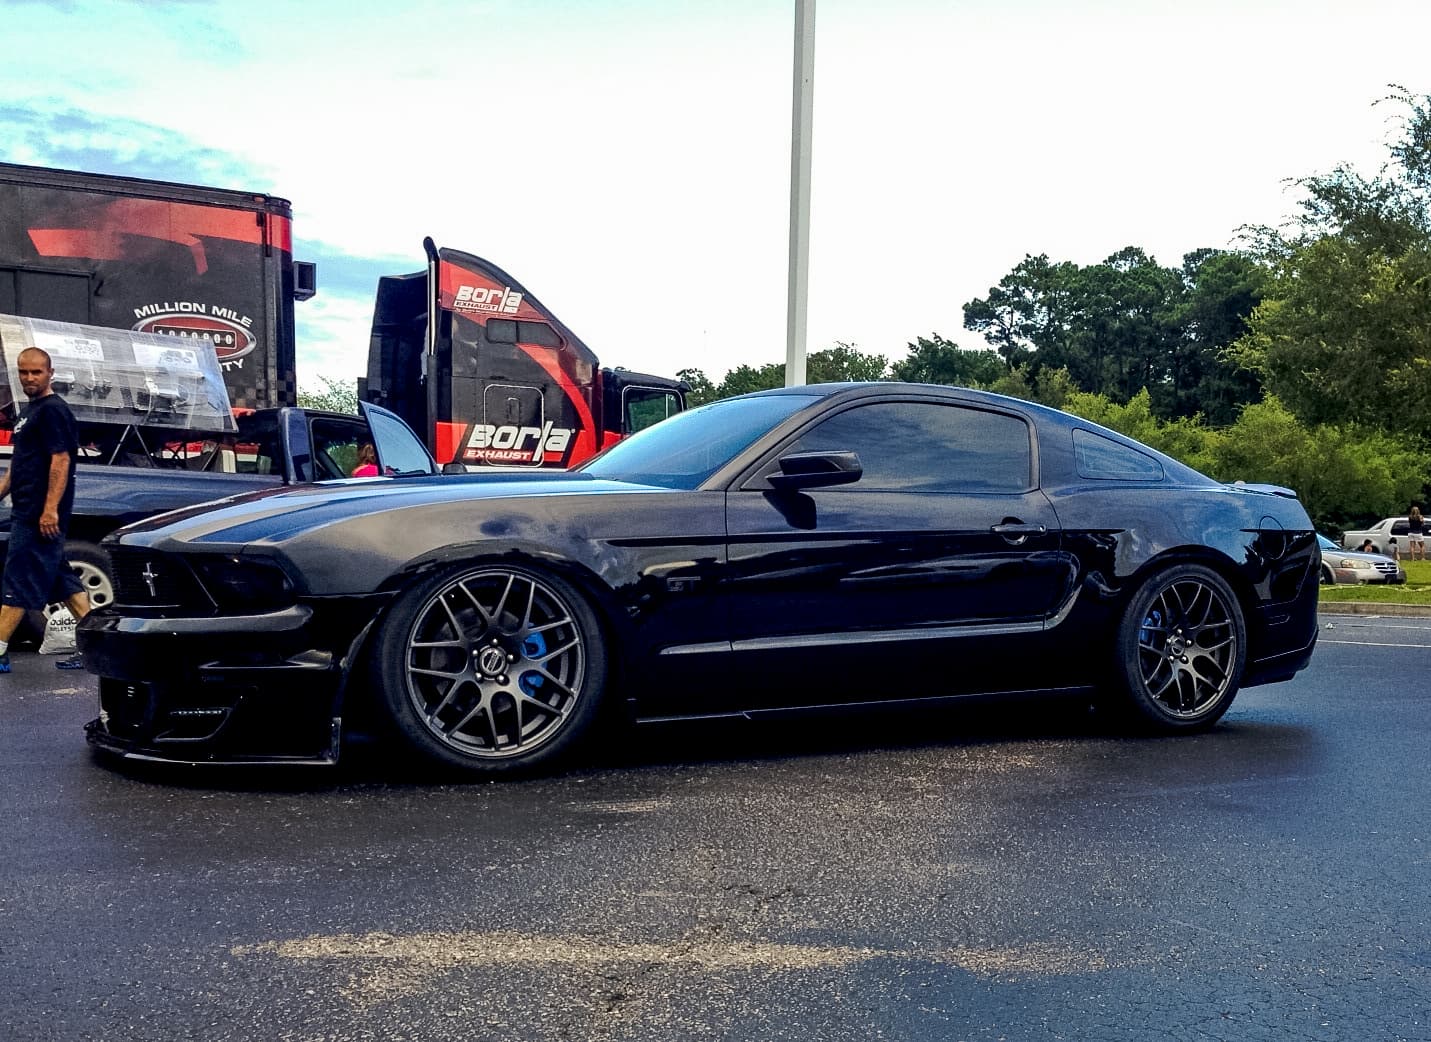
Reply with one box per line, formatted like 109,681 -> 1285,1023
0,167 -> 298,408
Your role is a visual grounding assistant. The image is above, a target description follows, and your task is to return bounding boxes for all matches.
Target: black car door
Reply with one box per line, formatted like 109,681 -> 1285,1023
720,396 -> 1073,709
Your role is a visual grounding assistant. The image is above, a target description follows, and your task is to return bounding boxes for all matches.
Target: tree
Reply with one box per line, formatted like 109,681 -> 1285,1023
1169,250 -> 1266,426
889,334 -> 1006,386
676,367 -> 717,407
963,248 -> 1263,422
1230,88 -> 1431,437
709,344 -> 888,400
297,375 -> 358,414
717,362 -> 785,398
963,254 -> 1080,370
806,343 -> 888,383
1207,398 -> 1428,527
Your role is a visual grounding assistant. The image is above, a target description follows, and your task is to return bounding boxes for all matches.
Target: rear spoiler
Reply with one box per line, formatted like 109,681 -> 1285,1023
1228,480 -> 1299,499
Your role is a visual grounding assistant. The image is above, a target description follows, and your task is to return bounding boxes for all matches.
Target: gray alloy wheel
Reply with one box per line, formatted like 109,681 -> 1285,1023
1115,564 -> 1247,731
377,563 -> 607,772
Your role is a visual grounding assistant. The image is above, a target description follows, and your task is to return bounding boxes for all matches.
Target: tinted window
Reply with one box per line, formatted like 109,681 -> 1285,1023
369,408 -> 437,475
486,319 -> 561,347
1073,428 -> 1165,481
583,393 -> 818,489
784,401 -> 1032,493
624,387 -> 682,434
1392,520 -> 1410,535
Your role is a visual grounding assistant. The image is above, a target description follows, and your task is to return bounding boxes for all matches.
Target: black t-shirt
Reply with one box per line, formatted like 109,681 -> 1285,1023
9,393 -> 78,524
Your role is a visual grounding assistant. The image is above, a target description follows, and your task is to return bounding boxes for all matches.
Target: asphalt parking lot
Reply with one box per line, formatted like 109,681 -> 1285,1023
2,613 -> 1429,1042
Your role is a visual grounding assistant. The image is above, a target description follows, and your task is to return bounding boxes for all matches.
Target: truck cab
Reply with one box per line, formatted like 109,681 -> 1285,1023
361,241 -> 685,469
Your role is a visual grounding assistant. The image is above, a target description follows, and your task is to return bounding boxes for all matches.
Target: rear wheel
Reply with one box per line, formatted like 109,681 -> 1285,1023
373,562 -> 608,774
1114,564 -> 1246,732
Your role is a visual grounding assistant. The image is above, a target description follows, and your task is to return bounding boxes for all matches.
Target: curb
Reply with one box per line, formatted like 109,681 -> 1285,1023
1318,602 -> 1431,617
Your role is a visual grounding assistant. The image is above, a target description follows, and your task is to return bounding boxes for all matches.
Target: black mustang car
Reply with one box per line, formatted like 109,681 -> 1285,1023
79,383 -> 1320,774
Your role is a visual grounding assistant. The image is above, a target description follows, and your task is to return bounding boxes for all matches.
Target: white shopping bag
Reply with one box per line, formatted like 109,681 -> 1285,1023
38,605 -> 78,655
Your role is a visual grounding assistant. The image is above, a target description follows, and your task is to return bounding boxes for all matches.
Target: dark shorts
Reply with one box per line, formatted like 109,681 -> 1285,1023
2,521 -> 84,610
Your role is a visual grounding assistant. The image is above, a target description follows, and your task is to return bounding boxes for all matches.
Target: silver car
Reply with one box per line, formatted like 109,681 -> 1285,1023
1318,534 -> 1406,585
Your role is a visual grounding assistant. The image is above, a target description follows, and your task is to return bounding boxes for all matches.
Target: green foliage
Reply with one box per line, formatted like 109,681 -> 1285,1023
717,362 -> 785,397
807,343 -> 888,383
675,367 -> 717,407
703,344 -> 889,400
1231,88 -> 1431,437
1052,388 -> 1430,529
963,247 -> 1265,423
1206,397 -> 1429,526
296,375 -> 359,414
889,334 -> 1006,386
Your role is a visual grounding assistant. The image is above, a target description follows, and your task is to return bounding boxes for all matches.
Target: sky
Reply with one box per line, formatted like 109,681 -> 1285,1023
4,0 -> 1430,392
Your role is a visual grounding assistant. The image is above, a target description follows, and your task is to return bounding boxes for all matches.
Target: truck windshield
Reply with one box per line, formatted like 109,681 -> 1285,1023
580,394 -> 818,490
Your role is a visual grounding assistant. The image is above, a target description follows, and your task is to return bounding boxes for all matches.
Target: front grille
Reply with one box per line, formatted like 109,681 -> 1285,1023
109,548 -> 210,610
1374,560 -> 1400,578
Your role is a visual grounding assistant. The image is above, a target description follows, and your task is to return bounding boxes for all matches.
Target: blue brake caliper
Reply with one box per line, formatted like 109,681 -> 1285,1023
519,633 -> 547,696
1140,608 -> 1163,648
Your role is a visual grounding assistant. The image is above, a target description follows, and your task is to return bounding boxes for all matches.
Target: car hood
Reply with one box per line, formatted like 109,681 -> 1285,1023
109,471 -> 663,547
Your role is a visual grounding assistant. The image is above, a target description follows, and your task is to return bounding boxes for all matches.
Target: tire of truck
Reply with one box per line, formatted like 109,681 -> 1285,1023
59,541 -> 116,612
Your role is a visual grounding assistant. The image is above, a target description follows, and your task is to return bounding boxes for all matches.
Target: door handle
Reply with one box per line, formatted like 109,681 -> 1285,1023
991,521 -> 1046,545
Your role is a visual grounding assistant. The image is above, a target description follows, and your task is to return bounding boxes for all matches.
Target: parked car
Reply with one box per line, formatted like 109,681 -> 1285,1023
78,383 -> 1321,774
1340,517 -> 1409,555
1317,534 -> 1406,585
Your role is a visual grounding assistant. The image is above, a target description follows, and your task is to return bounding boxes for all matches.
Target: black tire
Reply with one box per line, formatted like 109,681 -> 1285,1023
372,562 -> 608,775
1320,565 -> 1335,585
1113,564 -> 1247,732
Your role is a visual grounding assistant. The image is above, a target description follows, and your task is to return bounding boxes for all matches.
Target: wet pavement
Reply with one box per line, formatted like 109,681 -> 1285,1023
2,616 -> 1429,1041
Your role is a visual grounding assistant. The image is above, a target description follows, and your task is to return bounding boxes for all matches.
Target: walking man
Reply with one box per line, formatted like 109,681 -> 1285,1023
0,346 -> 90,671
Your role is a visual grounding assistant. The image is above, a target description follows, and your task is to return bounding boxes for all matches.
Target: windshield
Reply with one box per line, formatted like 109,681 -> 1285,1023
1317,535 -> 1337,551
581,393 -> 819,489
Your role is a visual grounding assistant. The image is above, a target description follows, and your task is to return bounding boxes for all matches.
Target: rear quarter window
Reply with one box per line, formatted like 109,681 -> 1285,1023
1072,428 -> 1165,481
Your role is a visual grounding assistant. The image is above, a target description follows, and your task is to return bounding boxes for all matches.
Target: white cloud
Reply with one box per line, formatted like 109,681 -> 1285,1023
5,0 -> 1430,383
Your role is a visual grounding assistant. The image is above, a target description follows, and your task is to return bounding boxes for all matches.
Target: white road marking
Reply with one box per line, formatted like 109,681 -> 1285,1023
1319,639 -> 1431,648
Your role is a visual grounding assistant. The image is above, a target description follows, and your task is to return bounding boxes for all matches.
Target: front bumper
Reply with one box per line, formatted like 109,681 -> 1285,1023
79,603 -> 368,766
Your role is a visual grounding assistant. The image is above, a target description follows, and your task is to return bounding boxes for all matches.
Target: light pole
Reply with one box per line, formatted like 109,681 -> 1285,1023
785,0 -> 814,387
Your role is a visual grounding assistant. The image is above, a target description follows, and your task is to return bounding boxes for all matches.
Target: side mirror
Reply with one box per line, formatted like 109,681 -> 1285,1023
767,450 -> 862,491
441,461 -> 469,475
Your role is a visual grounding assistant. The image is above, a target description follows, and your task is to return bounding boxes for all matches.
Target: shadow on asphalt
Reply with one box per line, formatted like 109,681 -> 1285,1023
84,689 -> 1315,794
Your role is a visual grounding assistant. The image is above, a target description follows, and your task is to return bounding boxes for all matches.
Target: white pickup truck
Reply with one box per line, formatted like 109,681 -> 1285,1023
1340,517 -> 1411,554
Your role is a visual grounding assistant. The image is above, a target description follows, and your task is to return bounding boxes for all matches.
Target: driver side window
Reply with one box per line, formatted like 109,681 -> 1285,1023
783,401 -> 1033,493
308,418 -> 369,480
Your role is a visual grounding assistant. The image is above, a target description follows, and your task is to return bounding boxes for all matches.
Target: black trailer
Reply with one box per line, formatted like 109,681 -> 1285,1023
0,162 -> 314,412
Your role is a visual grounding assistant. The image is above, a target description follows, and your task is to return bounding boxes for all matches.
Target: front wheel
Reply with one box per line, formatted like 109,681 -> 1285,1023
372,562 -> 608,775
1113,564 -> 1247,732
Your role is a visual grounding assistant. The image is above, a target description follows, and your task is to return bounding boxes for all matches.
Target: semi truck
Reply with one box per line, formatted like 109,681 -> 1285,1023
1,162 -> 686,472
361,239 -> 687,468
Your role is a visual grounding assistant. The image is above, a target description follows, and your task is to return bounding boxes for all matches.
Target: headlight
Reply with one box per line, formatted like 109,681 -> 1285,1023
190,555 -> 297,612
